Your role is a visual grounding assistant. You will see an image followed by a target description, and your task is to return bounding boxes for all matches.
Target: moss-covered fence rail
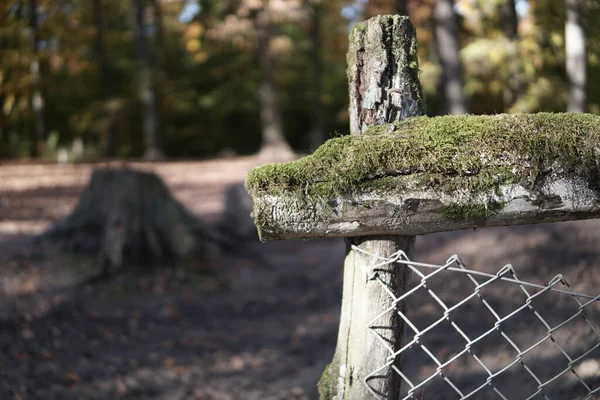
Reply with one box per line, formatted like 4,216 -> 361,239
246,15 -> 600,400
247,112 -> 600,241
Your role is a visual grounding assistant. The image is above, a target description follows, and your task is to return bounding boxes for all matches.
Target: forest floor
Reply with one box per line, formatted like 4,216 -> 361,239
0,157 -> 600,400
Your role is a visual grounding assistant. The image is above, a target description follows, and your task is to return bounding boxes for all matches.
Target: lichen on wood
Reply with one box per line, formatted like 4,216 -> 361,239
347,15 -> 425,134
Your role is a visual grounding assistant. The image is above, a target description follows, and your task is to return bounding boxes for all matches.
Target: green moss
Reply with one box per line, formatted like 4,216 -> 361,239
317,363 -> 331,400
353,22 -> 366,34
347,22 -> 365,55
442,201 -> 505,221
357,175 -> 412,192
246,113 -> 600,204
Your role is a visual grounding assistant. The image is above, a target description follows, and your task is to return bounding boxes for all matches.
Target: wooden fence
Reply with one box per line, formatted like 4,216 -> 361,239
245,15 -> 600,400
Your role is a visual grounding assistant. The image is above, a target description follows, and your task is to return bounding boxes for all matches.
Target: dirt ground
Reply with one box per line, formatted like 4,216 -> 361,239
0,158 -> 599,400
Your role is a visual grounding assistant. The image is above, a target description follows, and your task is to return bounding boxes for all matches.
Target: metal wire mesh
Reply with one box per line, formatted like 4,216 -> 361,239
351,245 -> 600,400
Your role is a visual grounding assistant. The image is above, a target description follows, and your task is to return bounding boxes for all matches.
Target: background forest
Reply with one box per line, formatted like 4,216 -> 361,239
1,0 -> 599,162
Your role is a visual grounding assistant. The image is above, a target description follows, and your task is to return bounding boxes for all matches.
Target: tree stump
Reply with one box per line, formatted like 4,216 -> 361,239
41,168 -> 220,276
217,182 -> 258,241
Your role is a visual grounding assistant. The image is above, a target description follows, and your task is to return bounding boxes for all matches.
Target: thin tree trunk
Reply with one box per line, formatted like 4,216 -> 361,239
0,35 -> 4,142
433,0 -> 468,115
502,0 -> 521,111
565,0 -> 587,112
396,0 -> 408,16
308,1 -> 324,151
150,0 -> 172,160
29,0 -> 47,157
502,0 -> 518,40
0,103 -> 5,143
132,0 -> 164,160
150,0 -> 169,76
256,7 -> 293,159
0,94 -> 5,141
93,0 -> 118,157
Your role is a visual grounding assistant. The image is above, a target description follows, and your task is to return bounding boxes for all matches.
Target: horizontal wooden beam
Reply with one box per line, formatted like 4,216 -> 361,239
251,174 -> 600,241
246,113 -> 600,241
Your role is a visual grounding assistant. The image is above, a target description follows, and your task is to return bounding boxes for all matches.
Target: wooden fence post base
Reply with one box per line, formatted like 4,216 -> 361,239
321,236 -> 414,399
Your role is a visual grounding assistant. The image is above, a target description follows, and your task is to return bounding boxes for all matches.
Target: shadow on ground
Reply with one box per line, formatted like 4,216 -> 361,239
1,160 -> 600,399
0,237 -> 345,400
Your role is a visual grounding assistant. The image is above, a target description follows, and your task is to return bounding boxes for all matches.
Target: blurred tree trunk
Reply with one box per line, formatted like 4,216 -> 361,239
0,25 -> 5,143
502,0 -> 518,40
150,0 -> 172,157
150,0 -> 170,76
308,1 -> 324,151
396,0 -> 408,15
28,0 -> 47,157
0,95 -> 5,141
433,0 -> 468,115
93,0 -> 118,157
132,0 -> 164,160
255,7 -> 293,159
565,0 -> 587,112
0,102 -> 5,146
502,0 -> 520,111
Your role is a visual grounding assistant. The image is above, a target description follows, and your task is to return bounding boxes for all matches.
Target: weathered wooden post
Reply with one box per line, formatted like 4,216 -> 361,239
252,15 -> 425,398
245,14 -> 600,400
331,15 -> 425,399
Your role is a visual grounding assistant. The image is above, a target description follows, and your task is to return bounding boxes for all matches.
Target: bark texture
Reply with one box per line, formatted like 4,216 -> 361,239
40,169 -> 219,276
433,0 -> 468,115
347,15 -> 425,135
566,0 -> 587,112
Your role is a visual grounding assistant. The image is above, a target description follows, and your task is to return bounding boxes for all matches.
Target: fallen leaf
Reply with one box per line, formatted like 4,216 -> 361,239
41,348 -> 54,361
66,371 -> 80,384
163,356 -> 177,367
20,329 -> 34,340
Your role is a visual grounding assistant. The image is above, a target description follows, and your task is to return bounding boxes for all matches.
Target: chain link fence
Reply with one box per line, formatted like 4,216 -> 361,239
352,245 -> 600,400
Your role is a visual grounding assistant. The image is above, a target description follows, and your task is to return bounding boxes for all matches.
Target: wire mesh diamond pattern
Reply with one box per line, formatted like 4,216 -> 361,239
351,245 -> 600,400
